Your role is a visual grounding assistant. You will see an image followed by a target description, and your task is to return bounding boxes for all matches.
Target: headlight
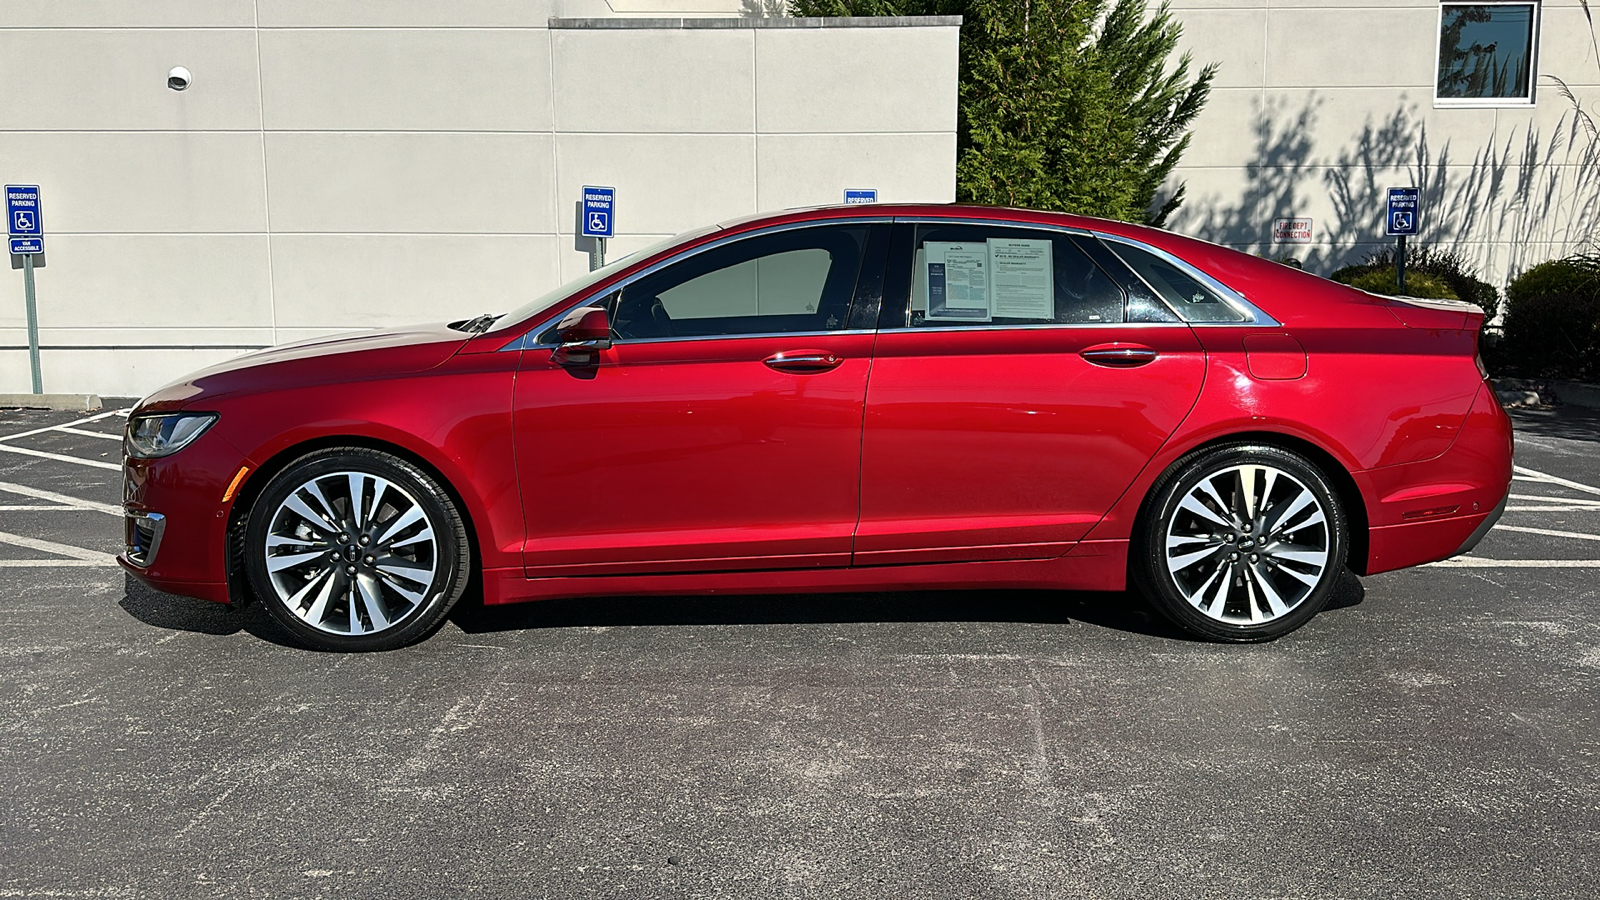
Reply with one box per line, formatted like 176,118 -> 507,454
124,413 -> 218,459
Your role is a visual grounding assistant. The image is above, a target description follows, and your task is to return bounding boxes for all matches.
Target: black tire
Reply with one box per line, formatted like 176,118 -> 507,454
1131,443 -> 1349,642
243,447 -> 471,652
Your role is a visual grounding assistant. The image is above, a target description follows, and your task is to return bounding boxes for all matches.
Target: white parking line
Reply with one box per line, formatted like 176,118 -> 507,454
1504,499 -> 1600,509
0,408 -> 132,472
54,426 -> 122,442
1429,558 -> 1600,568
0,480 -> 123,516
1494,524 -> 1600,543
0,529 -> 117,564
0,443 -> 121,471
0,505 -> 81,511
0,408 -> 127,443
1509,493 -> 1600,507
1512,465 -> 1600,497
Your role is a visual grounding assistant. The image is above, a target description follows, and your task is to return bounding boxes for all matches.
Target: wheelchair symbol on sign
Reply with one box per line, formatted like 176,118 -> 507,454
1391,211 -> 1413,232
588,212 -> 608,233
12,211 -> 35,232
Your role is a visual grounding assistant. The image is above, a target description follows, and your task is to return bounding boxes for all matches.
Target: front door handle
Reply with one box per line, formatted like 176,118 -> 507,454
763,349 -> 844,373
1080,343 -> 1158,368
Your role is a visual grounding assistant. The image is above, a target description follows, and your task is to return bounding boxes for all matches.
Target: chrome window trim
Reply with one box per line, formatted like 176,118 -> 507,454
877,321 -> 1191,334
503,217 -> 893,351
890,214 -> 1095,237
1093,232 -> 1280,327
598,329 -> 877,346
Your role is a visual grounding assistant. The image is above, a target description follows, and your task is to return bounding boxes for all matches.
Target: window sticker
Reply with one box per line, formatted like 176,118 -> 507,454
924,242 -> 991,321
987,238 -> 1053,319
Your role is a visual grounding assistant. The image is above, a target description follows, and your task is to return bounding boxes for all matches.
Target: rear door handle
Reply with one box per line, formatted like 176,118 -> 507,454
764,349 -> 844,373
1080,343 -> 1158,368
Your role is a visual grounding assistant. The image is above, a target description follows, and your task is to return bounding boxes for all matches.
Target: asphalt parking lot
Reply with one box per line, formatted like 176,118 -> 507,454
2,403 -> 1598,899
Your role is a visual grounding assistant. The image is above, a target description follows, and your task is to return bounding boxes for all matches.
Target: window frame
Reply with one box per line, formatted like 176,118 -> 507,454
508,218 -> 891,350
1434,0 -> 1541,109
889,222 -> 1131,330
876,218 -> 1276,332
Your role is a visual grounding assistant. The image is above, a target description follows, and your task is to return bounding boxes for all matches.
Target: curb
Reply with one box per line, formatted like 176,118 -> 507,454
1551,381 -> 1600,410
0,393 -> 103,412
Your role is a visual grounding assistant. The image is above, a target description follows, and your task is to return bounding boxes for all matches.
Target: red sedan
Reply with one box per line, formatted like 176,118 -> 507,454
120,205 -> 1512,651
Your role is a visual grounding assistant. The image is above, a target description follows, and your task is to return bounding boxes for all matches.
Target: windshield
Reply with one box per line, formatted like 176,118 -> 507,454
500,227 -> 719,327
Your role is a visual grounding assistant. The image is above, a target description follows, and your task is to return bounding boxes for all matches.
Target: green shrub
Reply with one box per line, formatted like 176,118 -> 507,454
1346,268 -> 1458,300
1498,293 -> 1600,381
1330,246 -> 1499,320
1506,256 -> 1600,307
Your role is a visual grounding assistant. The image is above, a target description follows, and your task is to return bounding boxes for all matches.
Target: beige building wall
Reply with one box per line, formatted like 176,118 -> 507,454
1167,0 -> 1600,293
0,3 -> 959,396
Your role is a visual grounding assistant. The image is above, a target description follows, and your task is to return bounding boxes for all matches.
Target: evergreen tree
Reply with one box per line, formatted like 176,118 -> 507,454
791,0 -> 1215,225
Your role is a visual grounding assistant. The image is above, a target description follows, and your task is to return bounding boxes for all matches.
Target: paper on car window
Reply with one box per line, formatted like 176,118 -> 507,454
987,238 -> 1053,319
924,242 -> 990,321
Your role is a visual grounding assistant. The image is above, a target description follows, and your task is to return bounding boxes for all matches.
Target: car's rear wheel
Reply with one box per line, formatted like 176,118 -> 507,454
243,447 -> 470,652
1132,444 -> 1348,642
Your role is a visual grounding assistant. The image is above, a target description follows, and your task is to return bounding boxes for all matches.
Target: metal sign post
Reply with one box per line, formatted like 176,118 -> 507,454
1385,187 -> 1419,294
580,185 -> 615,272
6,184 -> 45,393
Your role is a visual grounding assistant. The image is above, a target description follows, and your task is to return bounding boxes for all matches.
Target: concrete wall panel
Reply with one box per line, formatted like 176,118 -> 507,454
0,29 -> 261,131
264,133 -> 555,233
269,234 -> 561,328
755,132 -> 956,210
1264,8 -> 1437,89
260,29 -> 552,131
1175,10 -> 1265,88
755,26 -> 958,134
22,235 -> 273,330
552,29 -> 754,133
554,134 -> 756,235
255,0 -> 549,28
0,2 -> 254,28
0,132 -> 267,233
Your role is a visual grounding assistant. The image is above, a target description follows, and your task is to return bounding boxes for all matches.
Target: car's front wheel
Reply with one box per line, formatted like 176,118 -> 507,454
1132,444 -> 1349,642
243,447 -> 471,652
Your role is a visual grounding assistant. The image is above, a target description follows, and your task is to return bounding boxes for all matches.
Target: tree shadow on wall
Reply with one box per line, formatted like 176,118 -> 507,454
1172,92 -> 1600,280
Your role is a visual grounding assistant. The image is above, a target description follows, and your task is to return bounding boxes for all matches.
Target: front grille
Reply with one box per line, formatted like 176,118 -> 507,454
124,513 -> 166,568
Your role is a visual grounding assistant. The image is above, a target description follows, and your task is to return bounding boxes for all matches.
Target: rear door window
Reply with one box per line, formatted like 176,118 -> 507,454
897,224 -> 1125,328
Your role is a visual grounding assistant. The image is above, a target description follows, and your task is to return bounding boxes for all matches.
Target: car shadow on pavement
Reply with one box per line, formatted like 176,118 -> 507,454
454,569 -> 1367,641
118,573 -> 302,649
1510,406 -> 1600,443
449,586 -> 1182,638
117,569 -> 1366,647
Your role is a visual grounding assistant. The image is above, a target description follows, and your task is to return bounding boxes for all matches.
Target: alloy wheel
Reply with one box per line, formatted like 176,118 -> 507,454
261,470 -> 440,637
1162,463 -> 1331,625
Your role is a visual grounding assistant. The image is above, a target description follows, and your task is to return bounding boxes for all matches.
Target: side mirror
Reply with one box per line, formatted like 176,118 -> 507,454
550,305 -> 612,366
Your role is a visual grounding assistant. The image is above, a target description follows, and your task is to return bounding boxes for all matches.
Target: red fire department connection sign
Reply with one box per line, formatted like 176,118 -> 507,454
1272,217 -> 1313,244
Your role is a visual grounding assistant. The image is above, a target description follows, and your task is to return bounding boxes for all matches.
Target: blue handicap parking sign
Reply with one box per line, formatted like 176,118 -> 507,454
6,185 -> 43,237
843,189 -> 877,205
581,186 -> 615,238
1386,187 -> 1419,236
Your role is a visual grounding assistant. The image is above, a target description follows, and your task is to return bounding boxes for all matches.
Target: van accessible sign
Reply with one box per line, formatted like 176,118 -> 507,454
1272,217 -> 1312,244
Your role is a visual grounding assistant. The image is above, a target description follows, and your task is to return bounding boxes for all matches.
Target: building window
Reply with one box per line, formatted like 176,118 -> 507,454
1436,3 -> 1539,106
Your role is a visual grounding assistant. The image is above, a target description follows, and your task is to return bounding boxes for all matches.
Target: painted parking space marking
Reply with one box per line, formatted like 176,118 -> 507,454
0,443 -> 121,470
1494,524 -> 1600,543
1511,464 -> 1600,496
0,407 -> 132,472
1429,558 -> 1600,568
0,479 -> 123,516
1435,463 -> 1600,569
0,528 -> 117,566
